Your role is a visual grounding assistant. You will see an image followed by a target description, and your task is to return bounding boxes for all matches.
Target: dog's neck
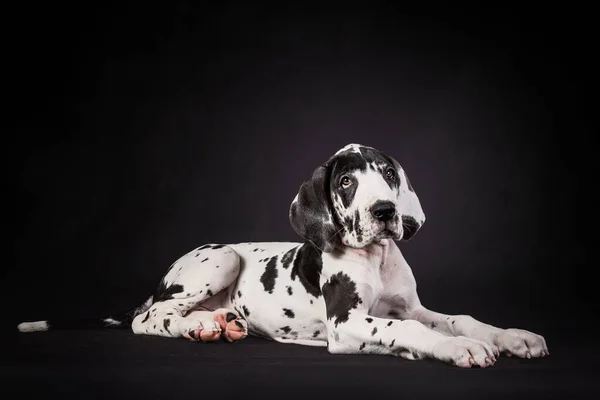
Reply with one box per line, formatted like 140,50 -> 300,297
331,239 -> 390,269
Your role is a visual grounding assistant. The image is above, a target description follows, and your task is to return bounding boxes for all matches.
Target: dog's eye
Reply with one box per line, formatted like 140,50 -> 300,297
386,168 -> 396,181
340,176 -> 352,189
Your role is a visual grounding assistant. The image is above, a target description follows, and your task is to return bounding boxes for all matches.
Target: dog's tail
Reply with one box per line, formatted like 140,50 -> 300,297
16,295 -> 154,333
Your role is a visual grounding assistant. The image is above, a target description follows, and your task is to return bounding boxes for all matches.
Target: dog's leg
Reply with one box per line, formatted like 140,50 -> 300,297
380,240 -> 549,359
131,244 -> 247,342
322,272 -> 497,368
406,306 -> 549,359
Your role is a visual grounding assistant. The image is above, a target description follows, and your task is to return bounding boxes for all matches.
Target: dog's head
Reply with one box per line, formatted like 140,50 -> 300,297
289,144 -> 425,252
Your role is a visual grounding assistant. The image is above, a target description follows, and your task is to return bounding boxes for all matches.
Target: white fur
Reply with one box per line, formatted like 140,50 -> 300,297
18,321 -> 49,332
334,143 -> 363,155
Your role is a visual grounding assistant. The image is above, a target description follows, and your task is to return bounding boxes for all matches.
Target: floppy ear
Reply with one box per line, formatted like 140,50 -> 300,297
289,164 -> 339,252
390,157 -> 426,241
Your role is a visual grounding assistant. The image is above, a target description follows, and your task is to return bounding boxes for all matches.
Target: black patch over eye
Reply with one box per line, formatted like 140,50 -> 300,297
340,176 -> 352,188
386,168 -> 396,181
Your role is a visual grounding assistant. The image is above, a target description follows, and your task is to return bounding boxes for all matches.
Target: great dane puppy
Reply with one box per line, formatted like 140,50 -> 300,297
18,143 -> 548,368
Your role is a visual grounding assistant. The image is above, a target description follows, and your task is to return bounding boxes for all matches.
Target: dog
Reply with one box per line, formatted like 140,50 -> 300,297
17,143 -> 549,368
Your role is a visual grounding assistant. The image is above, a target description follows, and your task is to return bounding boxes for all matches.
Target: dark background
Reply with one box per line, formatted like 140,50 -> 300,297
5,3 -> 597,399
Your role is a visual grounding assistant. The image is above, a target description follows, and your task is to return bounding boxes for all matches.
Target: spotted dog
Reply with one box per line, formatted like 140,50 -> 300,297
17,143 -> 549,368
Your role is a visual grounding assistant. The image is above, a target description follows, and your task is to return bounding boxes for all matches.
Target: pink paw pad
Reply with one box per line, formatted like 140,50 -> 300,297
216,312 -> 248,343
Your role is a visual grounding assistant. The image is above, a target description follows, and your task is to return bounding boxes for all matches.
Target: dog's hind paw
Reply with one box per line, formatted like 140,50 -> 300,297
213,308 -> 248,343
182,318 -> 222,343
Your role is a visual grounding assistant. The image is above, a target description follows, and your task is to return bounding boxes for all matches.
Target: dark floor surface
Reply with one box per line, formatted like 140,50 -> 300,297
2,326 -> 598,400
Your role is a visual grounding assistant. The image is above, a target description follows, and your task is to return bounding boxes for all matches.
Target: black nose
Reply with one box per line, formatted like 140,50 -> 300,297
370,201 -> 396,222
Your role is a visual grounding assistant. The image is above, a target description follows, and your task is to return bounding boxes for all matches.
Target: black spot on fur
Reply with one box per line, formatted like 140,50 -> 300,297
163,318 -> 171,334
201,257 -> 209,263
206,284 -> 209,286
390,339 -> 395,347
166,312 -> 173,316
153,324 -> 156,329
281,326 -> 292,334
366,317 -> 373,323
153,281 -> 184,303
242,305 -> 250,316
253,248 -> 259,252
321,272 -> 361,327
371,327 -> 378,336
332,151 -> 368,175
353,210 -> 363,242
186,293 -> 191,296
235,321 -> 243,329
281,246 -> 298,269
430,321 -> 437,328
287,286 -> 293,295
290,243 -> 323,298
337,175 -> 359,208
260,255 -> 279,294
197,244 -> 211,251
359,342 -> 366,350
379,338 -> 383,345
313,330 -> 320,338
188,329 -> 196,339
142,311 -> 150,323
388,310 -> 400,319
283,308 -> 295,318
452,320 -> 455,325
359,146 -> 394,168
206,289 -> 213,296
343,215 -> 353,233
178,303 -> 184,307
387,321 -> 393,326
237,290 -> 242,297
310,300 -> 313,304
401,215 -> 421,241
211,244 -> 225,249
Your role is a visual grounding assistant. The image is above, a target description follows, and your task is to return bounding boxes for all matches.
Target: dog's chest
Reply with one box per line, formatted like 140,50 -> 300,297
339,246 -> 387,309
222,242 -> 328,341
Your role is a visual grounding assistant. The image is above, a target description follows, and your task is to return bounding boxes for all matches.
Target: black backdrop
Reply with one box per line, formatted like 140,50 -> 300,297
8,4 -> 595,347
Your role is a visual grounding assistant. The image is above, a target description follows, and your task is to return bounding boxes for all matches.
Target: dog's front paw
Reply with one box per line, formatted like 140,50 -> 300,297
492,328 -> 549,358
432,336 -> 497,368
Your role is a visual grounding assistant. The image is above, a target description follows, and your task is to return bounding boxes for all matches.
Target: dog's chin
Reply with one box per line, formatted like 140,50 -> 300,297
340,221 -> 401,248
374,228 -> 401,241
367,222 -> 402,243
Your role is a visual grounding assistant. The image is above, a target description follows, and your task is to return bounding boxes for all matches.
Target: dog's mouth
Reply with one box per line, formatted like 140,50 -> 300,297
373,220 -> 402,241
340,216 -> 402,247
